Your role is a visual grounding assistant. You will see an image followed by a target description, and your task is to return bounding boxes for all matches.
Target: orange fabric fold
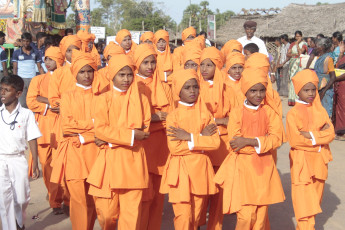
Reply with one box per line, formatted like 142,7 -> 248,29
221,40 -> 243,61
76,30 -> 96,52
59,35 -> 82,56
182,27 -> 196,41
140,31 -> 154,43
182,43 -> 202,67
225,52 -> 245,73
103,42 -> 125,60
71,49 -> 98,78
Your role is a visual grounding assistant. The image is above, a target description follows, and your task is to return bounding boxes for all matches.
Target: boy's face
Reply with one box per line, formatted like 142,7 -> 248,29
44,57 -> 57,72
184,60 -> 198,72
76,65 -> 94,87
0,36 -> 5,45
245,83 -> 266,106
200,58 -> 216,81
121,36 -> 132,51
22,38 -> 31,49
179,78 -> 199,104
112,66 -> 134,91
298,82 -> 316,104
156,39 -> 166,52
243,49 -> 252,60
228,64 -> 244,81
0,84 -> 21,106
138,54 -> 156,77
65,45 -> 80,63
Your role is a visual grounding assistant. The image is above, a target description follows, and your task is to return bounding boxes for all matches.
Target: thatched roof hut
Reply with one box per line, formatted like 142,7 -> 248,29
217,3 -> 345,44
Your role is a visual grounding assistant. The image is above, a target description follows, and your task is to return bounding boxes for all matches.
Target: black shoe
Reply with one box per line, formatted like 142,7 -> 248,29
53,207 -> 64,215
62,204 -> 70,217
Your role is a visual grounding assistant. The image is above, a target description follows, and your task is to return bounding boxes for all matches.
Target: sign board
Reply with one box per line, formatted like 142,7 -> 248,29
130,31 -> 141,44
91,27 -> 106,43
207,15 -> 216,40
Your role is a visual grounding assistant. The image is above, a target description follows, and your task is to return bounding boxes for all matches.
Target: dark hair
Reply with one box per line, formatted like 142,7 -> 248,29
0,75 -> 24,92
280,34 -> 288,42
243,43 -> 259,53
317,33 -> 325,39
275,37 -> 281,43
295,31 -> 302,37
0,31 -> 5,38
332,31 -> 343,42
53,34 -> 62,46
65,28 -> 73,35
316,38 -> 333,52
308,37 -> 316,44
199,31 -> 207,38
21,32 -> 32,41
36,32 -> 46,41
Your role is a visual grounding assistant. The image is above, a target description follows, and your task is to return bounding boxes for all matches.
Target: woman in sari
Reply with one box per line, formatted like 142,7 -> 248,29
287,31 -> 308,106
314,38 -> 336,118
334,42 -> 345,140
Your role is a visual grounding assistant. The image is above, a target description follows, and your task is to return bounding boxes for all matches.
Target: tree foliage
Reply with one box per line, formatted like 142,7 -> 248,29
180,1 -> 235,32
90,0 -> 176,36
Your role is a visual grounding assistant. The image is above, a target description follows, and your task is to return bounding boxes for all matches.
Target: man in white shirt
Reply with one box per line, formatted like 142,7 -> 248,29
237,20 -> 269,57
0,75 -> 41,230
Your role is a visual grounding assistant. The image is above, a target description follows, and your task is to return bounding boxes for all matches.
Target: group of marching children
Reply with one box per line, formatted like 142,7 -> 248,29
0,25 -> 334,230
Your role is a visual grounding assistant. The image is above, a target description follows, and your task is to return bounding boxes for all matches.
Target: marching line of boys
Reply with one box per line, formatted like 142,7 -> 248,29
0,25 -> 334,230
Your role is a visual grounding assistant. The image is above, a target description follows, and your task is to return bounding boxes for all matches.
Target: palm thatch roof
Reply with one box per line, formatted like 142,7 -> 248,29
216,3 -> 345,44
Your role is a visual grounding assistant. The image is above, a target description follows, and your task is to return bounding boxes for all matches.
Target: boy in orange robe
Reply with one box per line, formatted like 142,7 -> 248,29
224,52 -> 246,106
140,31 -> 154,44
160,69 -> 220,229
133,43 -> 173,230
154,30 -> 173,85
116,29 -> 137,59
287,69 -> 334,230
199,47 -> 237,230
182,43 -> 202,72
214,68 -> 285,229
173,26 -> 197,70
87,54 -> 151,230
51,50 -> 99,230
26,46 -> 65,214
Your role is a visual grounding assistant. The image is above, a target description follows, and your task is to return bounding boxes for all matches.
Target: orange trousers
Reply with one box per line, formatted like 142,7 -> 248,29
37,144 -> 66,208
236,205 -> 270,230
172,195 -> 207,230
66,179 -> 96,230
94,189 -> 143,230
140,173 -> 165,230
294,178 -> 325,230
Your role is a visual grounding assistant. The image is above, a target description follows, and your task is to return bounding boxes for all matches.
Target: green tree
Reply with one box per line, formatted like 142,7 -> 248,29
66,13 -> 76,29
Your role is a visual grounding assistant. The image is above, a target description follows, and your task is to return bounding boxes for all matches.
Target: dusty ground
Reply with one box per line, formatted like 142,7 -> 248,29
2,97 -> 344,230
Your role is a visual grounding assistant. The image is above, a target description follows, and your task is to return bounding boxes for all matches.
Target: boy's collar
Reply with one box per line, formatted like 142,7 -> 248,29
228,75 -> 237,82
1,101 -> 21,115
76,83 -> 92,90
179,101 -> 195,107
244,99 -> 260,110
113,85 -> 127,92
296,98 -> 310,105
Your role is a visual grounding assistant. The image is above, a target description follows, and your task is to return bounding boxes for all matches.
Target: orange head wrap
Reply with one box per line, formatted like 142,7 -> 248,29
59,35 -> 82,56
244,52 -> 270,74
108,54 -> 135,80
103,42 -> 125,60
200,47 -> 224,69
225,52 -> 245,72
133,43 -> 157,69
193,35 -> 206,50
76,30 -> 96,52
70,49 -> 97,78
173,69 -> 199,101
182,26 -> 196,41
45,46 -> 64,68
221,40 -> 243,60
116,29 -> 132,44
140,31 -> 154,43
292,69 -> 319,95
182,43 -> 202,66
241,68 -> 268,95
154,30 -> 169,44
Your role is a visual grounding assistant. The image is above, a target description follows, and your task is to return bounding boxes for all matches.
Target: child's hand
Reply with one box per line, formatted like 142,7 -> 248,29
167,126 -> 191,141
230,136 -> 250,152
201,124 -> 218,136
300,131 -> 312,139
215,117 -> 229,126
32,164 -> 40,180
134,129 -> 150,140
320,123 -> 330,131
94,137 -> 107,147
152,111 -> 168,121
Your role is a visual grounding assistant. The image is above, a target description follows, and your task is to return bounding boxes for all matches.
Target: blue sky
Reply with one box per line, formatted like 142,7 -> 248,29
83,0 -> 344,24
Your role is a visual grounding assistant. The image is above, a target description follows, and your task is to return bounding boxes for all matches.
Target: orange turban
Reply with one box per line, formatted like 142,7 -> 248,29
116,29 -> 131,44
173,69 -> 198,101
140,31 -> 154,43
77,30 -> 96,52
70,49 -> 97,78
59,35 -> 82,56
108,54 -> 135,80
292,69 -> 319,95
45,46 -> 64,68
103,42 -> 125,60
225,52 -> 245,72
133,43 -> 157,68
200,47 -> 224,69
193,35 -> 206,50
221,40 -> 243,60
245,52 -> 270,74
154,30 -> 169,44
241,68 -> 268,95
182,43 -> 202,66
182,27 -> 196,41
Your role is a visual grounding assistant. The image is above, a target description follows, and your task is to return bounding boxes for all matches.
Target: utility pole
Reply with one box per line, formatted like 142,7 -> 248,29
189,0 -> 192,27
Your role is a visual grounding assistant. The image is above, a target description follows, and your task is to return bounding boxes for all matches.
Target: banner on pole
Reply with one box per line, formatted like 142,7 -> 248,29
207,15 -> 216,40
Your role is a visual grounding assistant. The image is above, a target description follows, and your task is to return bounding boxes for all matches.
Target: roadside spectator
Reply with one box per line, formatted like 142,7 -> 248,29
12,32 -> 44,108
